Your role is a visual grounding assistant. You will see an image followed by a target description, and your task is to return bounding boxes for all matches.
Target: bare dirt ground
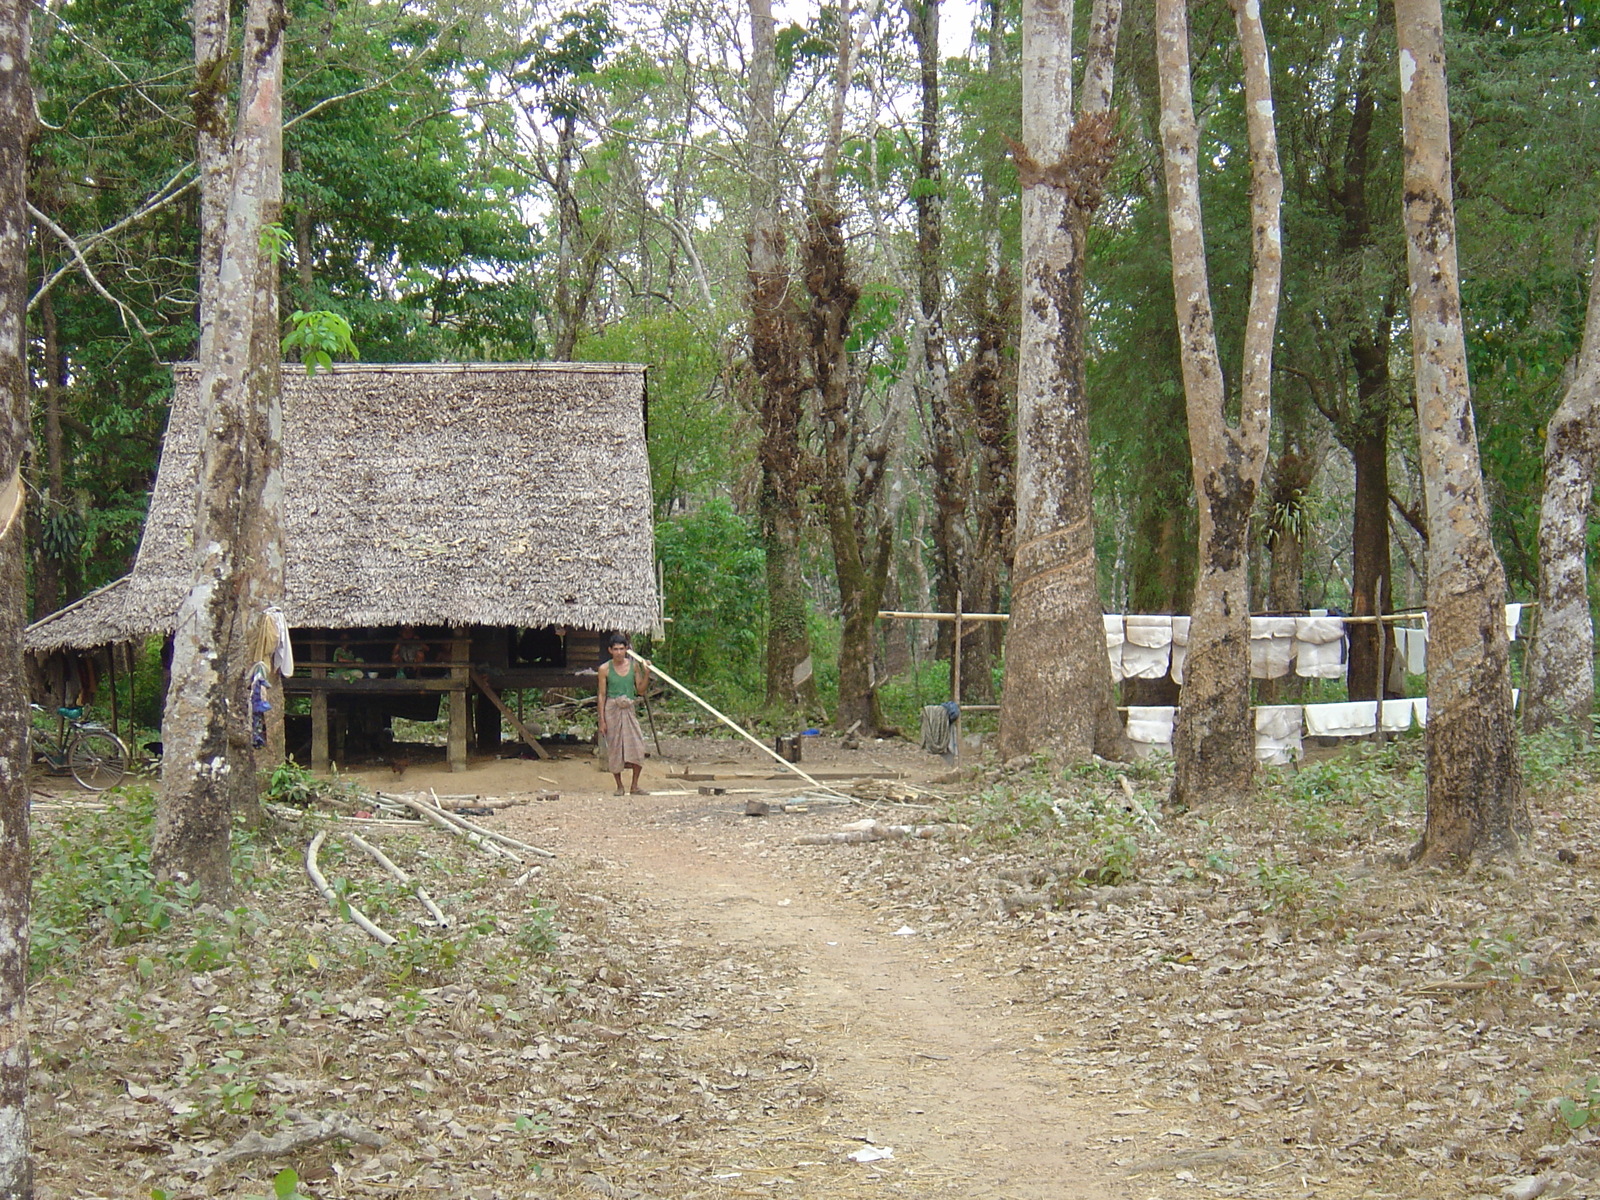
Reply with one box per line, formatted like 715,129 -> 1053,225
27,728 -> 1600,1199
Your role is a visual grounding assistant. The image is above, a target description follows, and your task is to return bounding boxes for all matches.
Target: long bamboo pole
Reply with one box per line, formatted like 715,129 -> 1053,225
628,650 -> 826,790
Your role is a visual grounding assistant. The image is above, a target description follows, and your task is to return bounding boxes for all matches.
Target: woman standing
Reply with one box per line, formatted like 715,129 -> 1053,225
598,633 -> 650,796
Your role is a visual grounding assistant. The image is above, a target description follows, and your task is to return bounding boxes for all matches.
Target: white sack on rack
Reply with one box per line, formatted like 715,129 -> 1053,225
1250,616 -> 1298,679
1254,704 -> 1303,764
1122,615 -> 1174,680
1103,614 -> 1126,681
1303,701 -> 1377,738
1293,615 -> 1346,679
1170,616 -> 1192,685
1393,626 -> 1428,676
1124,705 -> 1175,756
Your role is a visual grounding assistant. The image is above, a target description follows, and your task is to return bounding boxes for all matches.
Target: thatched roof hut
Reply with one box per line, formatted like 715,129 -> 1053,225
27,362 -> 657,652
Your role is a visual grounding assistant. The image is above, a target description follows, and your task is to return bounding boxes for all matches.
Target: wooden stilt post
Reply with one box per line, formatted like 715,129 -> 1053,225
953,589 -> 963,703
448,632 -> 470,772
311,635 -> 329,773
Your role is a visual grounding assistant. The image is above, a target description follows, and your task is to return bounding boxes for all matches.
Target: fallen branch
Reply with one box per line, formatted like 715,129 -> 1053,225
211,1109 -> 388,1165
345,833 -> 450,927
797,819 -> 942,845
305,831 -> 397,946
423,789 -> 557,859
382,794 -> 515,860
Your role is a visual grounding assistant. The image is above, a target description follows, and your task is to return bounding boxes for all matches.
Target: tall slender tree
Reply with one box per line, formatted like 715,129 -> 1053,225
1157,0 -> 1283,809
152,0 -> 286,897
1524,221 -> 1600,737
998,0 -> 1127,762
1394,0 -> 1525,861
746,0 -> 815,712
0,0 -> 31,1186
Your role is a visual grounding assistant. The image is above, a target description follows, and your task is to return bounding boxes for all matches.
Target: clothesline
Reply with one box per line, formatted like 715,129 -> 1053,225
879,606 -> 1537,625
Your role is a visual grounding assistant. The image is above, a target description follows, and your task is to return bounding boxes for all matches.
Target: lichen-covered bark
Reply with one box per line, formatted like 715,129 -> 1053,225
1158,0 -> 1282,809
999,0 -> 1128,763
747,0 -> 815,714
1524,222 -> 1600,737
1395,0 -> 1526,863
154,0 -> 285,899
0,0 -> 33,1190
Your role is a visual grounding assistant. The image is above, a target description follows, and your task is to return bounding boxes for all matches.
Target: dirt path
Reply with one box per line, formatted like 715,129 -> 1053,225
372,746 -> 1173,1197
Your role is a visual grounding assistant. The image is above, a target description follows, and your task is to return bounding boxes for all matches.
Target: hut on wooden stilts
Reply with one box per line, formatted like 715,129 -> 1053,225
26,362 -> 657,774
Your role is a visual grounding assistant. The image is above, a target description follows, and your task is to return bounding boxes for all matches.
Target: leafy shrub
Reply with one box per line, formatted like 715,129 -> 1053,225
653,499 -> 766,706
31,786 -> 198,974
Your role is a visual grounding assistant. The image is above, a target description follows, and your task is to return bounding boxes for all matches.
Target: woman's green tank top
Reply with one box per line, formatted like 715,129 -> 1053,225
607,663 -> 637,699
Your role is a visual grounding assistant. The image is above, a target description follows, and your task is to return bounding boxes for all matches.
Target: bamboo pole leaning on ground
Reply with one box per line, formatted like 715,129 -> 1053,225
628,650 -> 828,790
305,831 -> 397,946
345,832 -> 451,927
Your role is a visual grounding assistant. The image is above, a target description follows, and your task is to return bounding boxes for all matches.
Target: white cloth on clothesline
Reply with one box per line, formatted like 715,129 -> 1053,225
1505,603 -> 1523,642
1250,616 -> 1299,679
1170,616 -> 1192,685
1254,704 -> 1303,764
1124,705 -> 1175,755
1393,625 -> 1428,676
1103,614 -> 1125,681
1121,615 -> 1173,680
1293,615 -> 1346,679
267,606 -> 294,678
1303,701 -> 1377,738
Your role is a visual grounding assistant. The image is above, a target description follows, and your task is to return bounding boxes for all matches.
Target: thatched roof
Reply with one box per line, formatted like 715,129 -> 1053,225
28,363 -> 656,652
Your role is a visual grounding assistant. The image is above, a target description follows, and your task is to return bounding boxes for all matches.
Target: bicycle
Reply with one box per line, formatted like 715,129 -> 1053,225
30,704 -> 130,791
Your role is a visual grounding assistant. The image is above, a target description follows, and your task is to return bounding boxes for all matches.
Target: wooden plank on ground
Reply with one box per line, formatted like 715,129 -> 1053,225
469,668 -> 551,760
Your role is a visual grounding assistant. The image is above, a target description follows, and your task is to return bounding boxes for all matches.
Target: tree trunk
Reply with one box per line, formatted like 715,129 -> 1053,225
0,0 -> 33,1190
905,0 -> 968,685
1258,434 -> 1315,704
1524,221 -> 1600,737
1159,0 -> 1283,808
999,0 -> 1127,763
154,0 -> 285,899
747,0 -> 814,713
1395,0 -> 1526,863
1345,338 -> 1398,701
32,291 -> 63,618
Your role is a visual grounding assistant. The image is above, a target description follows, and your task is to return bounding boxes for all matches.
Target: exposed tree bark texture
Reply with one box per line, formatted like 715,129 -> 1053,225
904,0 -> 969,691
0,0 -> 33,1189
806,0 -> 892,733
1258,426 -> 1316,704
961,263 -> 1015,696
1158,0 -> 1282,809
746,0 -> 815,713
32,292 -> 64,618
154,0 -> 286,899
1524,221 -> 1600,736
998,0 -> 1128,763
1344,334 -> 1399,701
1394,0 -> 1526,863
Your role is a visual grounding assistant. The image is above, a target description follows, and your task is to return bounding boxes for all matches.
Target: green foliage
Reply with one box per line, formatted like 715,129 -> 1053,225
282,309 -> 359,376
514,901 -> 560,956
653,500 -> 766,704
1556,1077 -> 1600,1133
159,1167 -> 311,1200
31,786 -> 199,974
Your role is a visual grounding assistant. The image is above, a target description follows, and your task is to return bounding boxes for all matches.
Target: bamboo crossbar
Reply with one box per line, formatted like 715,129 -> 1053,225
627,650 -> 827,791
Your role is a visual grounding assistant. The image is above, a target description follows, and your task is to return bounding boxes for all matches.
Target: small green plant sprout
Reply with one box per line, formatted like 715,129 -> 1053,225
282,309 -> 358,376
1556,1077 -> 1600,1133
258,221 -> 293,262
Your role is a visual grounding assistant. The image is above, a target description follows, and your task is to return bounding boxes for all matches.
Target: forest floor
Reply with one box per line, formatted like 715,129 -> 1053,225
26,726 -> 1600,1199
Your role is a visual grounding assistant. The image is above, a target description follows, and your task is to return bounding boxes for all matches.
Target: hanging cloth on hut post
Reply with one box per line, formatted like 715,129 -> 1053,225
248,662 -> 272,748
249,606 -> 295,678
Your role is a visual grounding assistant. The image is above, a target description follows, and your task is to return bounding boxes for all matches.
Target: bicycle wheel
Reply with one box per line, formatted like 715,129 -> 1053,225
68,729 -> 129,791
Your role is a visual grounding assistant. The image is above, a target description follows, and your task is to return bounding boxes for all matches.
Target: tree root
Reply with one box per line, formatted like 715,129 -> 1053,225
208,1109 -> 387,1167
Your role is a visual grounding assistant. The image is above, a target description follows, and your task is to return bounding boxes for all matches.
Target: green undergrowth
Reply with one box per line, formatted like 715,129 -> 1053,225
30,783 -> 563,988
